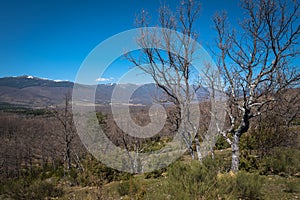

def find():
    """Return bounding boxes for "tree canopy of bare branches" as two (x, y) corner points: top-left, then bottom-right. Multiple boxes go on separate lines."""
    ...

(52, 93), (77, 171)
(213, 0), (300, 171)
(127, 0), (204, 161)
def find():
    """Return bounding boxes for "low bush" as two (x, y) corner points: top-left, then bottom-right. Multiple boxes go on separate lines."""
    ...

(235, 171), (264, 199)
(239, 150), (259, 172)
(217, 171), (264, 199)
(2, 178), (63, 200)
(259, 147), (300, 176)
(144, 168), (167, 179)
(215, 135), (231, 150)
(117, 178), (141, 197)
(284, 178), (300, 193)
(27, 180), (64, 199)
(165, 159), (218, 199)
(78, 156), (132, 186)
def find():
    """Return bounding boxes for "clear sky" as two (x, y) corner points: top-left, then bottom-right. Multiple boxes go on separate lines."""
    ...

(0, 0), (242, 83)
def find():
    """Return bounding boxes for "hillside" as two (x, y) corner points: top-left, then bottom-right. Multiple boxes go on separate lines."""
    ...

(0, 75), (209, 108)
(0, 76), (161, 107)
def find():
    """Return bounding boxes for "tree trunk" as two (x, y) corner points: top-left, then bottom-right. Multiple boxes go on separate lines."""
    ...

(66, 140), (72, 170)
(195, 135), (202, 162)
(187, 146), (195, 160)
(231, 133), (240, 172)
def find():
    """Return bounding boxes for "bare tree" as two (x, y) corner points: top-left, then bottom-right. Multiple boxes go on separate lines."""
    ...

(213, 0), (300, 171)
(53, 93), (76, 171)
(127, 0), (203, 161)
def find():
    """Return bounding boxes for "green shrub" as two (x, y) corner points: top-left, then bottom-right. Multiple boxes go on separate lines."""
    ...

(165, 159), (218, 199)
(117, 178), (140, 196)
(27, 181), (64, 199)
(78, 156), (132, 186)
(239, 150), (259, 172)
(68, 168), (79, 185)
(235, 171), (264, 199)
(216, 171), (264, 199)
(52, 166), (65, 178)
(144, 168), (167, 179)
(215, 135), (231, 150)
(216, 173), (236, 199)
(284, 178), (300, 193)
(259, 147), (300, 175)
(3, 179), (63, 200)
(202, 148), (232, 173)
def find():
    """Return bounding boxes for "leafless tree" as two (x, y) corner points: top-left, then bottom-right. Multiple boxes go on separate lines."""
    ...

(52, 93), (76, 171)
(213, 0), (300, 171)
(127, 0), (204, 161)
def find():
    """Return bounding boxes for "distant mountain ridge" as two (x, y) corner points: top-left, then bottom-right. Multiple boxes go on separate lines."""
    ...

(0, 75), (209, 108)
(0, 75), (74, 89)
(0, 75), (161, 107)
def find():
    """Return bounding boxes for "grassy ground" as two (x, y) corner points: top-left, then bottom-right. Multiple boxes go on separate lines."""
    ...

(55, 149), (300, 200)
(1, 146), (299, 199)
(56, 174), (299, 200)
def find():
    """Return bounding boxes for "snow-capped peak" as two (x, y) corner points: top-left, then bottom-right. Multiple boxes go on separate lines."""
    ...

(54, 79), (69, 82)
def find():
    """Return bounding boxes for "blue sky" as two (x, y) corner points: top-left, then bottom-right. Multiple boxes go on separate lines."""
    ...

(0, 0), (241, 83)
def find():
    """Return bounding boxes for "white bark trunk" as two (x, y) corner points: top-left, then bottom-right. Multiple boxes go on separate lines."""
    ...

(195, 136), (202, 162)
(231, 133), (240, 172)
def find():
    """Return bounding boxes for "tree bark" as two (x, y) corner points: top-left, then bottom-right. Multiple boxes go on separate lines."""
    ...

(231, 133), (240, 172)
(195, 134), (202, 162)
(213, 0), (300, 172)
(66, 139), (72, 170)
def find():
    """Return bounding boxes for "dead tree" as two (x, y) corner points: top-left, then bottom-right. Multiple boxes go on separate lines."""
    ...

(213, 0), (300, 171)
(127, 0), (204, 161)
(53, 93), (76, 171)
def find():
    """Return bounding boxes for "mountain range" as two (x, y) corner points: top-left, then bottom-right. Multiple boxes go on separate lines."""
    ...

(0, 75), (165, 108)
(0, 75), (209, 108)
